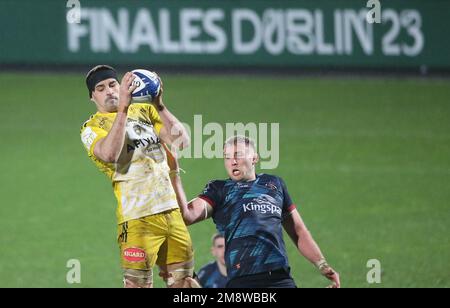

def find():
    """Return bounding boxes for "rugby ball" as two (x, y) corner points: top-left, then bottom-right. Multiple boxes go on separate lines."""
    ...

(131, 69), (161, 102)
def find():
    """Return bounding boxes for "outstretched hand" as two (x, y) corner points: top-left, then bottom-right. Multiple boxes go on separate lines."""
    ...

(118, 72), (137, 111)
(320, 264), (340, 288)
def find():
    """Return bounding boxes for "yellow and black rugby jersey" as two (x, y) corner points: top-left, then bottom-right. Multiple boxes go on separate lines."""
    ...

(80, 103), (178, 224)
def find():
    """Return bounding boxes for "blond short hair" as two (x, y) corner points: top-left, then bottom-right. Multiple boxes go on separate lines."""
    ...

(223, 135), (256, 151)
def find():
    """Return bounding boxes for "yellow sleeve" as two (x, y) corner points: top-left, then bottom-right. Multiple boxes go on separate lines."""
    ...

(148, 104), (163, 136)
(80, 125), (108, 157)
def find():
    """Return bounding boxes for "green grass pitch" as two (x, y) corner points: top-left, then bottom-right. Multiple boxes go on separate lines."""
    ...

(0, 72), (449, 288)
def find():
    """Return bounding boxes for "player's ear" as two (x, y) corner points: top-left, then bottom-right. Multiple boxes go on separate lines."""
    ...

(252, 153), (259, 165)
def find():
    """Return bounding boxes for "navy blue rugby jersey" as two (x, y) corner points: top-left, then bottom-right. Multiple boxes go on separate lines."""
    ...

(197, 261), (228, 288)
(199, 174), (297, 280)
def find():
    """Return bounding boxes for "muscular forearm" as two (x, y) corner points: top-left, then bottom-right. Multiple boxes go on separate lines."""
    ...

(169, 174), (197, 225)
(297, 229), (326, 265)
(285, 210), (340, 287)
(158, 106), (190, 149)
(164, 142), (206, 225)
(299, 229), (340, 287)
(96, 110), (128, 162)
(169, 174), (189, 215)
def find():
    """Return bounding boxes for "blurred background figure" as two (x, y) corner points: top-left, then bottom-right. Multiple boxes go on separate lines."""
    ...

(197, 234), (228, 288)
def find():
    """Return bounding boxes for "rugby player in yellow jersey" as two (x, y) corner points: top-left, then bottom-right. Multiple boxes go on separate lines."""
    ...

(80, 65), (198, 288)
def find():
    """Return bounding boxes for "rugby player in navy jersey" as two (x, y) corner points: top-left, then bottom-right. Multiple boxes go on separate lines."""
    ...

(197, 234), (228, 288)
(165, 136), (340, 288)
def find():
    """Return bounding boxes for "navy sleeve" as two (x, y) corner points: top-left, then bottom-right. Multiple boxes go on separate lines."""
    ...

(280, 177), (296, 213)
(197, 267), (208, 287)
(198, 180), (222, 208)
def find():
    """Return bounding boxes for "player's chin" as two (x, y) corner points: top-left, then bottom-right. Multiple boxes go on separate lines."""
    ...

(106, 98), (118, 106)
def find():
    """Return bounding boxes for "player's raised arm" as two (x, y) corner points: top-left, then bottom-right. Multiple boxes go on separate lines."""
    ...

(94, 72), (138, 163)
(152, 77), (190, 150)
(163, 144), (212, 225)
(283, 209), (341, 288)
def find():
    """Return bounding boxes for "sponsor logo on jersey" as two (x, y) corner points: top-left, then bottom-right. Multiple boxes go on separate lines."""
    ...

(81, 127), (97, 150)
(123, 247), (146, 262)
(242, 202), (281, 215)
(126, 136), (160, 153)
(265, 182), (278, 191)
(127, 117), (154, 129)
